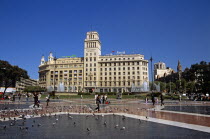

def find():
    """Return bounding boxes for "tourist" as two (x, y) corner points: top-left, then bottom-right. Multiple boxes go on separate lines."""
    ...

(151, 94), (155, 106)
(18, 92), (21, 101)
(12, 93), (16, 101)
(95, 95), (101, 112)
(102, 95), (105, 104)
(26, 93), (29, 102)
(145, 96), (148, 104)
(105, 94), (107, 101)
(95, 94), (98, 100)
(160, 94), (164, 106)
(179, 94), (182, 101)
(33, 93), (39, 108)
(46, 94), (50, 107)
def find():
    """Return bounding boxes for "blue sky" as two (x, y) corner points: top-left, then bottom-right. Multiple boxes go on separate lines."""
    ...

(0, 0), (210, 80)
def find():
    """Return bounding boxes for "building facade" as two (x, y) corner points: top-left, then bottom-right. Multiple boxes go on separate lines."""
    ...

(154, 62), (174, 80)
(16, 78), (38, 92)
(39, 31), (149, 93)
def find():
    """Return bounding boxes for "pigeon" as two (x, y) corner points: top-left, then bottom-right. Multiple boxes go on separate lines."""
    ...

(120, 127), (125, 130)
(122, 116), (126, 120)
(37, 123), (41, 127)
(87, 128), (90, 132)
(104, 121), (107, 126)
(52, 123), (56, 126)
(115, 124), (119, 128)
(10, 122), (14, 126)
(3, 125), (6, 130)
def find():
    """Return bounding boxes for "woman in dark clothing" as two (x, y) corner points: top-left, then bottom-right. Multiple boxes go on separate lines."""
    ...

(160, 94), (164, 106)
(95, 95), (101, 112)
(151, 94), (155, 106)
(33, 93), (39, 108)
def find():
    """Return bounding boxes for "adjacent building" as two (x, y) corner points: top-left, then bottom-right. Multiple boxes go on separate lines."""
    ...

(154, 62), (174, 80)
(39, 31), (149, 93)
(16, 78), (38, 92)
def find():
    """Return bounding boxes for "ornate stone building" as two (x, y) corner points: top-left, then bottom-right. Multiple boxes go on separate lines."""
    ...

(154, 62), (174, 80)
(39, 31), (149, 93)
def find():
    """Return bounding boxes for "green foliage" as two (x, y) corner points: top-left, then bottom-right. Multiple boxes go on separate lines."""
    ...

(24, 86), (45, 92)
(0, 60), (29, 97)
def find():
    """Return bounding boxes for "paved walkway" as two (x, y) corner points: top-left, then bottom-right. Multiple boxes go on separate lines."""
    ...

(1, 98), (210, 133)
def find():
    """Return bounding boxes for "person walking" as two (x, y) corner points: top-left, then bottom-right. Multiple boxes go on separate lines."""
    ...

(18, 93), (21, 101)
(95, 95), (101, 112)
(26, 93), (29, 102)
(179, 94), (182, 102)
(102, 95), (105, 104)
(160, 94), (164, 106)
(33, 93), (39, 108)
(46, 94), (50, 107)
(145, 96), (148, 104)
(151, 94), (155, 106)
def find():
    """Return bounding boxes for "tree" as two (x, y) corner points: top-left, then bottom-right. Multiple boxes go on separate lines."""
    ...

(166, 82), (176, 93)
(186, 81), (195, 94)
(0, 60), (29, 98)
(24, 86), (45, 93)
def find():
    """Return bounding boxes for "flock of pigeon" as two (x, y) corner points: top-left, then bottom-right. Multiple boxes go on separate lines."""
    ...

(0, 101), (150, 137)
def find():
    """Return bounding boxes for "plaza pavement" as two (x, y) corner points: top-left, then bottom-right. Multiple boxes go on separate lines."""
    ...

(0, 97), (210, 133)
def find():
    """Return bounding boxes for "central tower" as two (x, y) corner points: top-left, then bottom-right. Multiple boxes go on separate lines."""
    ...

(84, 31), (101, 92)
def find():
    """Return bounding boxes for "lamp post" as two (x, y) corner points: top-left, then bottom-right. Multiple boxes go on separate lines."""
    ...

(53, 56), (57, 98)
(88, 73), (93, 93)
(150, 57), (154, 92)
(68, 78), (71, 92)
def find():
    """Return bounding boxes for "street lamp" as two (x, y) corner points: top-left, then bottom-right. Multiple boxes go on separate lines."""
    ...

(150, 57), (154, 92)
(53, 56), (57, 98)
(68, 78), (71, 92)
